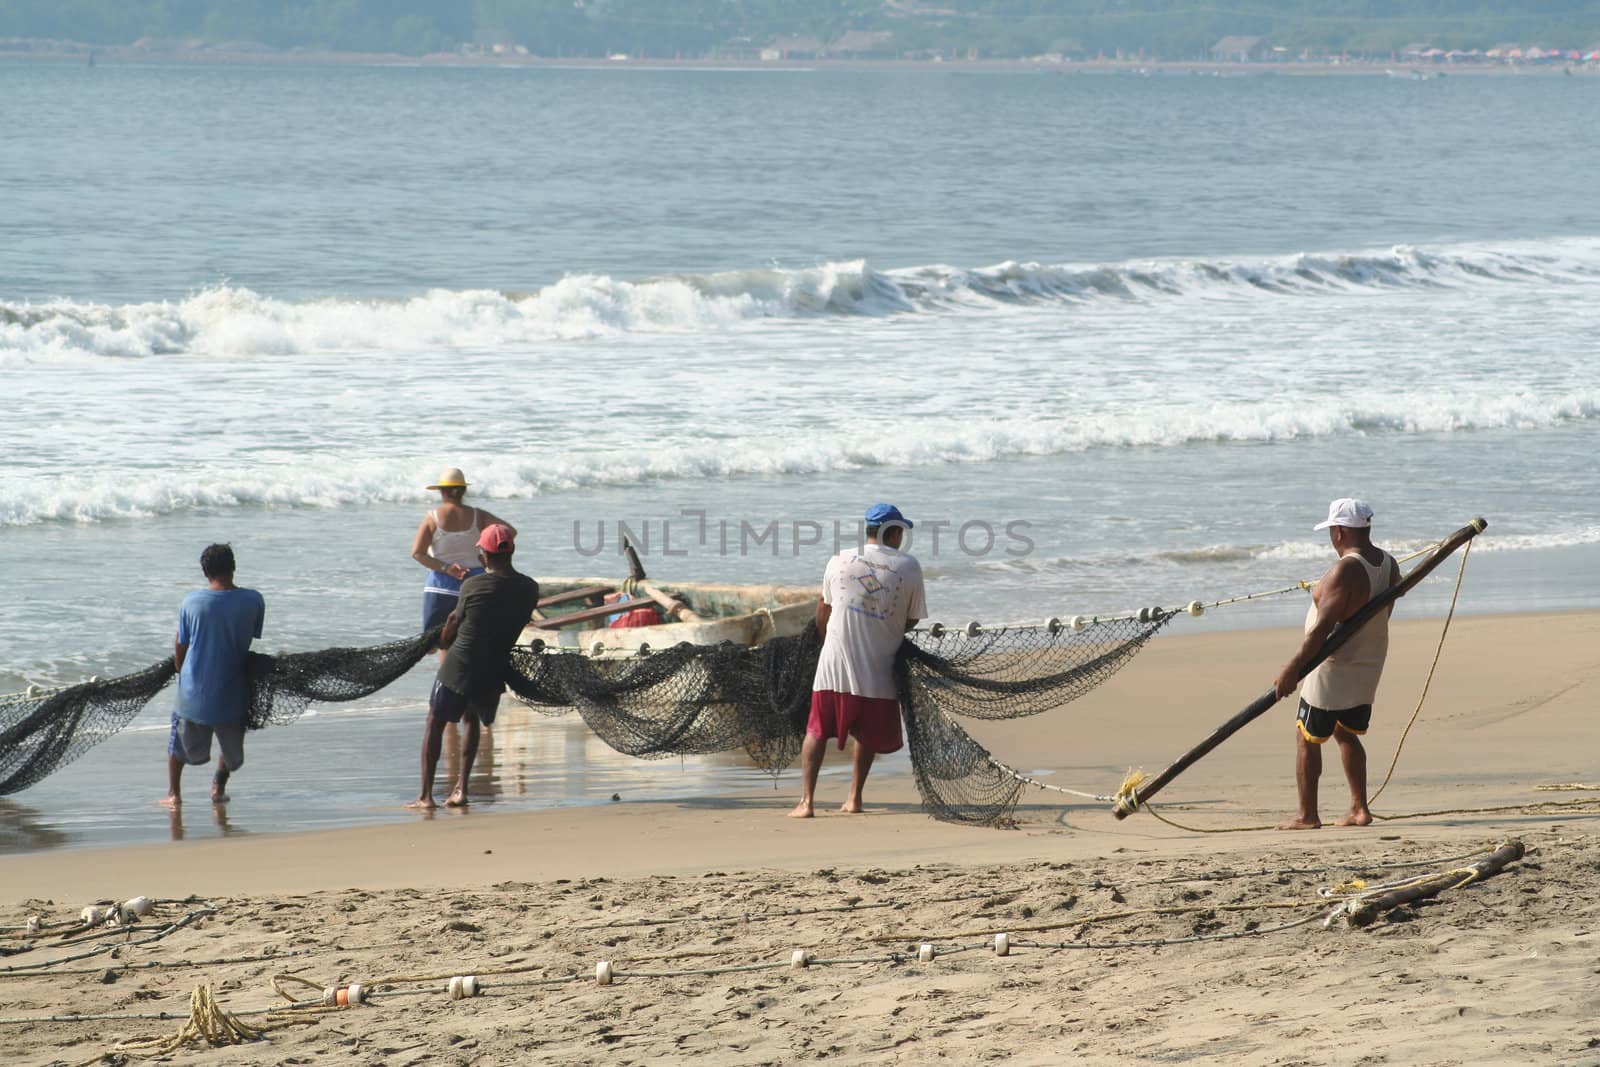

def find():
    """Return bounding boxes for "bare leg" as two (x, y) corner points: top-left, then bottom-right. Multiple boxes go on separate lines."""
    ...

(1331, 727), (1373, 826)
(446, 712), (481, 807)
(211, 759), (231, 804)
(842, 740), (875, 813)
(1277, 733), (1323, 830)
(161, 756), (184, 810)
(788, 734), (826, 818)
(443, 719), (462, 794)
(473, 723), (496, 797)
(407, 713), (449, 810)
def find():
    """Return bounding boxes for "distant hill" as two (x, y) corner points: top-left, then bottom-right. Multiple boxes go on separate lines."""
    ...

(2, 1), (1598, 60)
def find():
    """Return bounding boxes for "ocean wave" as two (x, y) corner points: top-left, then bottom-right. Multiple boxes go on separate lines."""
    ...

(981, 526), (1600, 576)
(4, 390), (1598, 527)
(4, 386), (1598, 528)
(4, 238), (1599, 359)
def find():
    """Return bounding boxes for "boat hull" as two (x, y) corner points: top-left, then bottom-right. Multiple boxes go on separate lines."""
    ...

(520, 577), (816, 657)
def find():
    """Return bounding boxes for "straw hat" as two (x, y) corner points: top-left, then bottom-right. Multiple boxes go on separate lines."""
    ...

(426, 467), (468, 491)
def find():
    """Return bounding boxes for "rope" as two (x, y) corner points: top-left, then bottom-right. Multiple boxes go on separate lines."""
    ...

(921, 541), (1448, 636)
(1316, 866), (1481, 900)
(866, 898), (1323, 944)
(0, 948), (316, 980)
(1369, 538), (1471, 806)
(567, 888), (1002, 932)
(982, 757), (1116, 801)
(1141, 845), (1495, 885)
(1139, 796), (1600, 833)
(1374, 797), (1600, 821)
(66, 983), (331, 1066)
(1012, 911), (1326, 950)
(568, 900), (896, 931)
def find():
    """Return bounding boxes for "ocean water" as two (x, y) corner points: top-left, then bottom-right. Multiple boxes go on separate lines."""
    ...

(2, 61), (1597, 851)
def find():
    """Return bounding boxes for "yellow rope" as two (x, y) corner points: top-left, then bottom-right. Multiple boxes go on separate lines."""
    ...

(1369, 538), (1471, 806)
(80, 983), (325, 1065)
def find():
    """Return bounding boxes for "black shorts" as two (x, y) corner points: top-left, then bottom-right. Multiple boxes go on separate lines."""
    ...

(1296, 699), (1371, 744)
(428, 678), (500, 726)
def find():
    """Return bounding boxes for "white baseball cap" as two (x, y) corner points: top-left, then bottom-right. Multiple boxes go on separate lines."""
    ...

(1314, 498), (1374, 531)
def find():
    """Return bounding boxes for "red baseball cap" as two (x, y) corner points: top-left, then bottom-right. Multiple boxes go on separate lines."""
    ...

(477, 524), (515, 553)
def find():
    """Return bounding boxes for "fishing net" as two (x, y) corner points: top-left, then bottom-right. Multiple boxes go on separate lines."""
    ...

(0, 660), (177, 795)
(243, 629), (441, 729)
(890, 614), (1175, 825)
(1, 612), (1174, 826)
(505, 628), (821, 773)
(0, 631), (440, 797)
(504, 611), (1175, 825)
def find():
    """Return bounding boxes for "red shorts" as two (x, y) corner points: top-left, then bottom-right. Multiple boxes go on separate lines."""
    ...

(807, 690), (903, 755)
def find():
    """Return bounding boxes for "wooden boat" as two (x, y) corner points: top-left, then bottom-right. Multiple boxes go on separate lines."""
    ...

(521, 576), (817, 657)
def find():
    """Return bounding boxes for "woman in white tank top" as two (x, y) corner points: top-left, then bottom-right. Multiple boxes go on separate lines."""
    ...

(410, 468), (517, 655)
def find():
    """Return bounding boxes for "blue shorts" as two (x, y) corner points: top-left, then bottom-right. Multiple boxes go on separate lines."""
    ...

(422, 567), (484, 632)
(429, 678), (500, 726)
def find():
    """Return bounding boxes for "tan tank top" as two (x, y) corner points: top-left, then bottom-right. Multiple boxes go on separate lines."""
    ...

(1301, 549), (1397, 711)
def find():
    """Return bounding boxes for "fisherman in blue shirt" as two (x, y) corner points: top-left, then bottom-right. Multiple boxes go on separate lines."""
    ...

(162, 544), (265, 809)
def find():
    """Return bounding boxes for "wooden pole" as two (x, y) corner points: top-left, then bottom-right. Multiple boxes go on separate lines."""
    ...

(1112, 517), (1486, 819)
(1345, 840), (1523, 927)
(638, 581), (706, 623)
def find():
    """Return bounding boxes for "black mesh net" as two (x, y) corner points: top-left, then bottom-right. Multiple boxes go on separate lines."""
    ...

(1, 611), (1173, 825)
(504, 611), (1174, 825)
(243, 628), (441, 729)
(0, 660), (176, 795)
(505, 627), (821, 772)
(0, 631), (440, 797)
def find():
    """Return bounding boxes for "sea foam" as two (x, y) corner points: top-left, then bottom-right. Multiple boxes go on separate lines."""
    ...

(5, 238), (1599, 361)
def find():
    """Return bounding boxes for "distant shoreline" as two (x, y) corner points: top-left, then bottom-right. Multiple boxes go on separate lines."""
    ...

(3, 46), (1596, 77)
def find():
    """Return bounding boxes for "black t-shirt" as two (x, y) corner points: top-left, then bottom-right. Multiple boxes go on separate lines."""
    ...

(438, 571), (540, 700)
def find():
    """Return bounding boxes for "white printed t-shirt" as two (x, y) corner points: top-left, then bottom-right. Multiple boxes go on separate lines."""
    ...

(812, 543), (928, 701)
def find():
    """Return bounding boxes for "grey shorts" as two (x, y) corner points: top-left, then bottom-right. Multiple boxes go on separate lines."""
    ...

(168, 711), (245, 771)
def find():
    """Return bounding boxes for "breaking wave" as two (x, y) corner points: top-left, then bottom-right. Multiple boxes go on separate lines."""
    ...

(5, 238), (1599, 360)
(982, 526), (1600, 575)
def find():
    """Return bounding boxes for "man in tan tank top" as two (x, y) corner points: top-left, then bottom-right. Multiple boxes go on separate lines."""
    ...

(1271, 499), (1401, 831)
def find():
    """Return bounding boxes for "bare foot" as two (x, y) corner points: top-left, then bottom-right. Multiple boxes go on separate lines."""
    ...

(840, 800), (864, 814)
(406, 797), (437, 811)
(210, 790), (229, 804)
(787, 802), (815, 819)
(444, 788), (469, 809)
(1334, 810), (1373, 827)
(159, 794), (181, 810)
(1276, 816), (1321, 830)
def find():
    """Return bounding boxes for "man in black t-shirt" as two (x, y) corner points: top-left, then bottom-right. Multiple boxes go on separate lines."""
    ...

(408, 524), (539, 810)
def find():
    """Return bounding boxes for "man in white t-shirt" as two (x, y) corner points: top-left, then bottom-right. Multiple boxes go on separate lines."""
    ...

(789, 503), (927, 818)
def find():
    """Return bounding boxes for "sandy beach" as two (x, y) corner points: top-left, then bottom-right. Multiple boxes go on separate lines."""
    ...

(3, 611), (1598, 1064)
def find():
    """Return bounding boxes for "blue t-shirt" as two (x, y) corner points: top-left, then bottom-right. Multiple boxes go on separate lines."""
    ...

(176, 588), (265, 726)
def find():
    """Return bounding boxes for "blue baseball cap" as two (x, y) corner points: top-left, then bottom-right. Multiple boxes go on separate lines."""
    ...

(864, 503), (912, 529)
